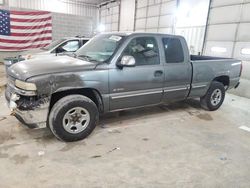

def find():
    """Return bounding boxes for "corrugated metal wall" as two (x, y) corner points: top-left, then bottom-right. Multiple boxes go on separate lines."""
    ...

(175, 26), (205, 54)
(0, 0), (98, 62)
(119, 0), (135, 31)
(99, 1), (120, 32)
(133, 0), (208, 54)
(3, 0), (98, 38)
(203, 0), (250, 59)
(6, 0), (97, 17)
(203, 0), (250, 98)
(98, 0), (208, 55)
(134, 0), (176, 33)
(175, 0), (209, 55)
(52, 12), (93, 40)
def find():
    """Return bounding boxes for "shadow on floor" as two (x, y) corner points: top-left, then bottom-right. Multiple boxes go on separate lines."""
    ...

(8, 99), (203, 142)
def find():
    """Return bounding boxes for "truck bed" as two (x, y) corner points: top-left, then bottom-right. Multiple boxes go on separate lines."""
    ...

(188, 55), (241, 98)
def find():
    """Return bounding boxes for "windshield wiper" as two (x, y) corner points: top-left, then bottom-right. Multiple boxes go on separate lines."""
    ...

(77, 55), (99, 63)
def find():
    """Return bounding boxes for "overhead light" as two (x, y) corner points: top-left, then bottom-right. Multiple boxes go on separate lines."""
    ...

(211, 47), (227, 53)
(241, 48), (250, 55)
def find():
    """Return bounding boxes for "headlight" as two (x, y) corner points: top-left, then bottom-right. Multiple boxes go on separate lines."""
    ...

(15, 80), (37, 91)
(4, 60), (12, 66)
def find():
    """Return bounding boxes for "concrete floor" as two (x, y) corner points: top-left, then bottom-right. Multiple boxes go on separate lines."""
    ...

(0, 64), (6, 93)
(0, 92), (250, 188)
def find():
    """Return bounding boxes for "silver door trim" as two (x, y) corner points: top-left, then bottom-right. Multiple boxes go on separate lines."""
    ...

(163, 87), (187, 93)
(192, 85), (207, 89)
(111, 90), (163, 100)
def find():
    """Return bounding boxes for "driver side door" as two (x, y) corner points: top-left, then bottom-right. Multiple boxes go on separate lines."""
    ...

(109, 36), (164, 111)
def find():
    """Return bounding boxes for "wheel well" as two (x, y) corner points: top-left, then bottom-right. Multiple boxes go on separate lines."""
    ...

(213, 76), (229, 87)
(49, 88), (103, 113)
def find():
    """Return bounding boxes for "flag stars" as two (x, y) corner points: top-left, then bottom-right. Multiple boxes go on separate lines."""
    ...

(0, 9), (10, 36)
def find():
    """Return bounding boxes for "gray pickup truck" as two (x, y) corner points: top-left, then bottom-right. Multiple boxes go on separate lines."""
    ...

(5, 33), (242, 142)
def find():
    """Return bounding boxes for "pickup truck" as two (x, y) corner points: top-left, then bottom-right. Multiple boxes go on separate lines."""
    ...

(5, 33), (242, 142)
(3, 36), (90, 69)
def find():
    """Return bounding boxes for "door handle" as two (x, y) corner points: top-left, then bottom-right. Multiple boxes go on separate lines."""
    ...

(154, 70), (163, 77)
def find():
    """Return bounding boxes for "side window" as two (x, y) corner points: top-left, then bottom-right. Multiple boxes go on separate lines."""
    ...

(162, 38), (184, 63)
(60, 40), (80, 52)
(81, 40), (89, 47)
(123, 37), (160, 66)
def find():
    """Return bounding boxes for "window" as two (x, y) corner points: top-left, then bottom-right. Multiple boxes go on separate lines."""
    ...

(82, 39), (89, 46)
(61, 40), (80, 52)
(162, 38), (184, 63)
(123, 37), (160, 65)
(42, 39), (65, 51)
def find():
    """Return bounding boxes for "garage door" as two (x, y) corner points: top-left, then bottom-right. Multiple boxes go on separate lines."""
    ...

(203, 0), (250, 98)
(203, 0), (250, 60)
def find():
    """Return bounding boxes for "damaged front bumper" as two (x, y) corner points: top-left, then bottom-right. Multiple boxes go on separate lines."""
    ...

(5, 83), (50, 129)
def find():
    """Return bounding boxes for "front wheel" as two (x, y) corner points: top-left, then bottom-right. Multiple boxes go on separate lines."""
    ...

(48, 95), (99, 142)
(200, 81), (225, 111)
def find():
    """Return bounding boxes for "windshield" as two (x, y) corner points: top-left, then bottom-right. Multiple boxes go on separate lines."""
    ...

(76, 34), (125, 63)
(42, 39), (66, 50)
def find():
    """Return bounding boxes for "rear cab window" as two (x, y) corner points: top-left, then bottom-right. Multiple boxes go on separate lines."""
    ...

(162, 37), (184, 63)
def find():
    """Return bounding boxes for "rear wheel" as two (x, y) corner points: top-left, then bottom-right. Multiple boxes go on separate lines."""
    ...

(200, 81), (225, 111)
(48, 95), (99, 142)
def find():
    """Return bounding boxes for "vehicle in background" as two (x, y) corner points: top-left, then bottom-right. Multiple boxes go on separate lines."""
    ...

(5, 33), (242, 142)
(3, 36), (90, 69)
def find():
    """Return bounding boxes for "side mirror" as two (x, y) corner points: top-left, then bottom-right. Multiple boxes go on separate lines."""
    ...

(117, 55), (136, 68)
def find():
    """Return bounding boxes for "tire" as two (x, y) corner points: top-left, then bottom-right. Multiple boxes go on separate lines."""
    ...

(48, 95), (99, 142)
(200, 81), (225, 111)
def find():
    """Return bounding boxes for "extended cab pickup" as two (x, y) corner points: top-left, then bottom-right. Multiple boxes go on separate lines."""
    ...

(5, 33), (242, 142)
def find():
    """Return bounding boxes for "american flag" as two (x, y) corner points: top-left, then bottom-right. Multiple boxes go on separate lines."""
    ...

(0, 9), (52, 51)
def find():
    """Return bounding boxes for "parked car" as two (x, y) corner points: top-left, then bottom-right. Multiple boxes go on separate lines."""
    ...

(5, 33), (242, 142)
(3, 36), (90, 69)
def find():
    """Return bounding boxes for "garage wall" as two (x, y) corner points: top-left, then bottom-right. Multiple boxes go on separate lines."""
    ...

(101, 0), (209, 55)
(6, 0), (97, 17)
(176, 26), (205, 54)
(4, 0), (98, 36)
(203, 0), (250, 98)
(52, 12), (93, 40)
(175, 0), (210, 55)
(119, 0), (135, 31)
(0, 0), (98, 62)
(99, 1), (120, 32)
(134, 0), (176, 33)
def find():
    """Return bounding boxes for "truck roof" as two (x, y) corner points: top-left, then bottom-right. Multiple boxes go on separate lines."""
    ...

(62, 36), (91, 40)
(101, 32), (185, 39)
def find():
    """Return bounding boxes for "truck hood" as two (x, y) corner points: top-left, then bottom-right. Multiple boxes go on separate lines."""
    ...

(20, 49), (50, 60)
(8, 56), (96, 80)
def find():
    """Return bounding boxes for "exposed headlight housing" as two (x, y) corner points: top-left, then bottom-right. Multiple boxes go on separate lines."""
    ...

(4, 59), (12, 66)
(15, 80), (37, 91)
